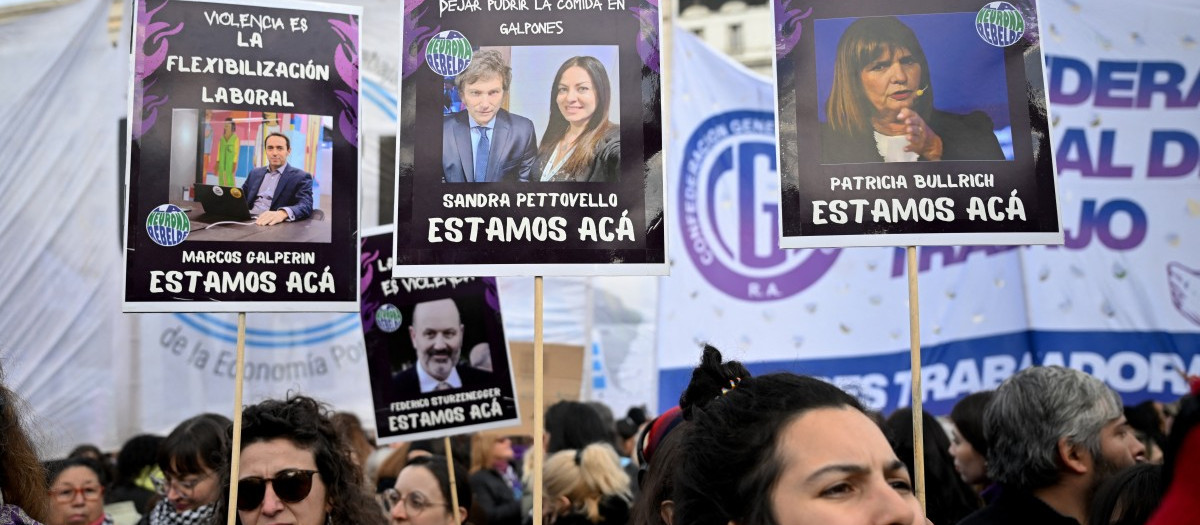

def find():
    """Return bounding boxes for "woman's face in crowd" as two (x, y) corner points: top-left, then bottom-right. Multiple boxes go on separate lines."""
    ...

(237, 438), (330, 525)
(491, 436), (515, 464)
(770, 407), (924, 525)
(556, 66), (597, 127)
(165, 461), (220, 512)
(948, 425), (988, 485)
(391, 465), (457, 525)
(48, 466), (105, 525)
(859, 46), (922, 119)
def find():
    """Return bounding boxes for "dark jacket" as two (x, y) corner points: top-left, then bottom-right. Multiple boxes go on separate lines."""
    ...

(820, 109), (1005, 164)
(391, 364), (493, 397)
(470, 468), (522, 525)
(443, 109), (538, 183)
(551, 495), (630, 525)
(958, 487), (1080, 525)
(538, 126), (620, 182)
(240, 163), (314, 220)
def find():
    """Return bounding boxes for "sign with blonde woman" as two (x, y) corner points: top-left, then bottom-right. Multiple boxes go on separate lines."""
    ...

(391, 0), (666, 276)
(361, 227), (521, 442)
(772, 0), (1062, 248)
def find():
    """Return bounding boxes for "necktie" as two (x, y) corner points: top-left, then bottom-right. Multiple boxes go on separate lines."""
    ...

(474, 126), (490, 182)
(435, 381), (452, 391)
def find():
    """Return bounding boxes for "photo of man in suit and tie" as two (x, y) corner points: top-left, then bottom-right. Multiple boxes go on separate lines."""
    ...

(442, 49), (538, 183)
(242, 132), (314, 225)
(392, 297), (492, 395)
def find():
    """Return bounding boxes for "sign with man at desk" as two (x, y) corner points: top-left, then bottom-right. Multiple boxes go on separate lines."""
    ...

(122, 0), (361, 312)
(185, 110), (332, 243)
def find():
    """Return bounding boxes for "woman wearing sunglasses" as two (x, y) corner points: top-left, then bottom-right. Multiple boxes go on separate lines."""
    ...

(139, 413), (230, 525)
(387, 455), (472, 525)
(45, 457), (112, 525)
(215, 395), (385, 525)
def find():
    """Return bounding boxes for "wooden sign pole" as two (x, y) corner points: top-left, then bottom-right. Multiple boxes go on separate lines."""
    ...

(906, 246), (926, 512)
(445, 436), (462, 524)
(226, 313), (247, 525)
(532, 276), (545, 525)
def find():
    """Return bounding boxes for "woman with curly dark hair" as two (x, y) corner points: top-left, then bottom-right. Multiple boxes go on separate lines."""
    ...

(214, 395), (386, 525)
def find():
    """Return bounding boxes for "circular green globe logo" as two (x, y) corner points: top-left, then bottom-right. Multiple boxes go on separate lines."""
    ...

(976, 2), (1025, 47)
(426, 30), (472, 77)
(146, 204), (190, 247)
(376, 303), (403, 333)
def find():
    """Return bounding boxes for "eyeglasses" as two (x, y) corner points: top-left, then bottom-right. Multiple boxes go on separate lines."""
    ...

(151, 472), (212, 497)
(49, 486), (103, 503)
(383, 488), (447, 517)
(237, 469), (319, 511)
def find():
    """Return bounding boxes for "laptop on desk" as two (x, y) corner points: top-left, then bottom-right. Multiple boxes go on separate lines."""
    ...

(194, 184), (254, 221)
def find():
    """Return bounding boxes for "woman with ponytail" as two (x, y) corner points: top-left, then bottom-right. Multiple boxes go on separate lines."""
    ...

(542, 442), (631, 525)
(674, 345), (928, 525)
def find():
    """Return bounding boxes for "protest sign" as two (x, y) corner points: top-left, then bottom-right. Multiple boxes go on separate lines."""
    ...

(662, 18), (1200, 416)
(123, 0), (361, 311)
(361, 227), (521, 442)
(774, 0), (1062, 248)
(391, 0), (666, 277)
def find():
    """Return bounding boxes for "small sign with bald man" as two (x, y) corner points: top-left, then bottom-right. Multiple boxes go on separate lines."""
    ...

(360, 227), (520, 442)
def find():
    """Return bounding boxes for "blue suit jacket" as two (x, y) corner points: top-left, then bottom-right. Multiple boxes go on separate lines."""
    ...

(443, 109), (537, 183)
(241, 164), (314, 221)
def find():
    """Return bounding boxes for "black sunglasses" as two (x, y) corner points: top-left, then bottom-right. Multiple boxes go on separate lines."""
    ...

(237, 469), (319, 511)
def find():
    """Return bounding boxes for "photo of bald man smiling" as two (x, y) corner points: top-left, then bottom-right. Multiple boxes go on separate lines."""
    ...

(391, 297), (492, 395)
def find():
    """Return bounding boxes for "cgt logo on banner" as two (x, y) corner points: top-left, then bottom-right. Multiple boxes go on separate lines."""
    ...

(679, 109), (840, 301)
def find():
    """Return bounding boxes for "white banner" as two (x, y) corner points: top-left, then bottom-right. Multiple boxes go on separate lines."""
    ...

(133, 312), (375, 434)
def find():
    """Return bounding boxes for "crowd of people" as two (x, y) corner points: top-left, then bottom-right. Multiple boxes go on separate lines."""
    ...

(2, 347), (1198, 525)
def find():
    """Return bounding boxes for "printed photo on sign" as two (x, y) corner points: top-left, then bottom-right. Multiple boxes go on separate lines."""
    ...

(391, 0), (665, 277)
(360, 228), (520, 442)
(168, 109), (334, 243)
(440, 46), (621, 183)
(123, 0), (361, 312)
(813, 15), (1012, 164)
(773, 0), (1062, 248)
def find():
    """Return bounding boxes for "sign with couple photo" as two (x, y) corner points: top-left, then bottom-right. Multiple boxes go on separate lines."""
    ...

(392, 0), (666, 277)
